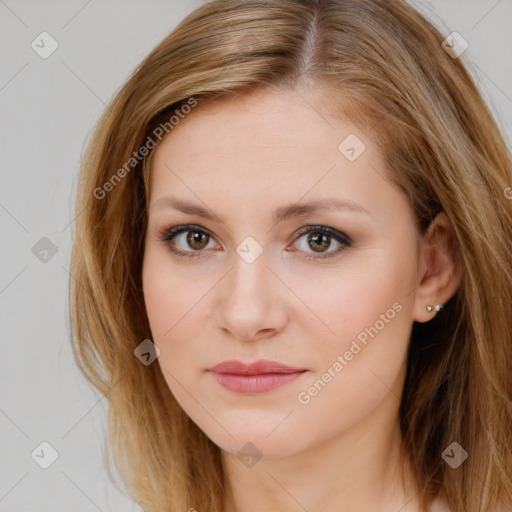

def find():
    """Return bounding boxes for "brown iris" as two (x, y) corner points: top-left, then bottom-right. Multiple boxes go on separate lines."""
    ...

(187, 231), (209, 250)
(308, 232), (330, 253)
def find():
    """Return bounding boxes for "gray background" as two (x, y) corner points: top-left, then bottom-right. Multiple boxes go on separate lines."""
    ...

(0, 1), (511, 510)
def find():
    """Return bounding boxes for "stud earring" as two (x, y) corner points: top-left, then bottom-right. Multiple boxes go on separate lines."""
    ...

(426, 303), (443, 313)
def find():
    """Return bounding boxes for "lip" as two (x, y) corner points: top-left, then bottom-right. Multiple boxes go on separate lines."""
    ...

(207, 359), (307, 394)
(208, 359), (306, 375)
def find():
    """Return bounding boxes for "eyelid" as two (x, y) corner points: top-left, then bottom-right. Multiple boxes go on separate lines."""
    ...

(157, 224), (214, 241)
(293, 225), (352, 246)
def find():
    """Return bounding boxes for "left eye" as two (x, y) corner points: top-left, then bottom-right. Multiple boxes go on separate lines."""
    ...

(291, 226), (352, 260)
(157, 224), (352, 260)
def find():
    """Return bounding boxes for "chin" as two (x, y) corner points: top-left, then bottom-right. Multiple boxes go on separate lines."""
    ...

(204, 424), (306, 461)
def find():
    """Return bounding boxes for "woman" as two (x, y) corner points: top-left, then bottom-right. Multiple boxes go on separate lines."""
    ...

(69, 1), (512, 511)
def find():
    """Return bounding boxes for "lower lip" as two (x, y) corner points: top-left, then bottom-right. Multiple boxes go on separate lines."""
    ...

(209, 371), (306, 394)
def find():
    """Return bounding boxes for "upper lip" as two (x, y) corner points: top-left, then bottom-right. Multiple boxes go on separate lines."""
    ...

(208, 359), (307, 375)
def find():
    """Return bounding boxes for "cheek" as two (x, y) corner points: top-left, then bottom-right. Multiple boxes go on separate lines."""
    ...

(141, 247), (215, 396)
(142, 260), (192, 412)
(299, 245), (416, 361)
(291, 309), (411, 450)
(142, 244), (205, 335)
(294, 249), (416, 411)
(142, 248), (191, 352)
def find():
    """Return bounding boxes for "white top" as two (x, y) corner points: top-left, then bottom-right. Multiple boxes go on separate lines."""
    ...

(431, 496), (450, 512)
(431, 495), (512, 512)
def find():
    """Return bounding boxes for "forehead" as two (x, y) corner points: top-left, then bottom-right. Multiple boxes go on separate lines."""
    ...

(146, 85), (399, 225)
(151, 86), (378, 175)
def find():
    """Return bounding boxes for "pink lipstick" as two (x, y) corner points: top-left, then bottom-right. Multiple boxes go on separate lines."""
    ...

(207, 359), (307, 394)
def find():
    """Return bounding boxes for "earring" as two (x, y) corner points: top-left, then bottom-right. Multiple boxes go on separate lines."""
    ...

(426, 303), (443, 313)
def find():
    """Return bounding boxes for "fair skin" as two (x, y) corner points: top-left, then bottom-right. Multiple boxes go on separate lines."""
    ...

(142, 85), (462, 512)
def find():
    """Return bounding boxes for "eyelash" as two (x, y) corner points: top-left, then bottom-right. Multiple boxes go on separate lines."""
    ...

(156, 223), (353, 261)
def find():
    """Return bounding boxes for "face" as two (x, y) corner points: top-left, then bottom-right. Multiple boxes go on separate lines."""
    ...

(142, 85), (423, 459)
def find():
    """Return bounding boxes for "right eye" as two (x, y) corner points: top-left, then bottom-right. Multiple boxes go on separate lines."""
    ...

(157, 224), (220, 259)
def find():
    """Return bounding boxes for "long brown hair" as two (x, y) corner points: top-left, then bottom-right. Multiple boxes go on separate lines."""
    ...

(69, 1), (512, 510)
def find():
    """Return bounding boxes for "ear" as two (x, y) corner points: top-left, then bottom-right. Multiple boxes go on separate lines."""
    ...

(413, 211), (464, 323)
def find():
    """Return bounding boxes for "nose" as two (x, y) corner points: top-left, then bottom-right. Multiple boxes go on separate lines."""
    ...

(214, 248), (288, 342)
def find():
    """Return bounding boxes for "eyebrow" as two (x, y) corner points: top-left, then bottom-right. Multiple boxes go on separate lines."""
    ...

(149, 196), (371, 224)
